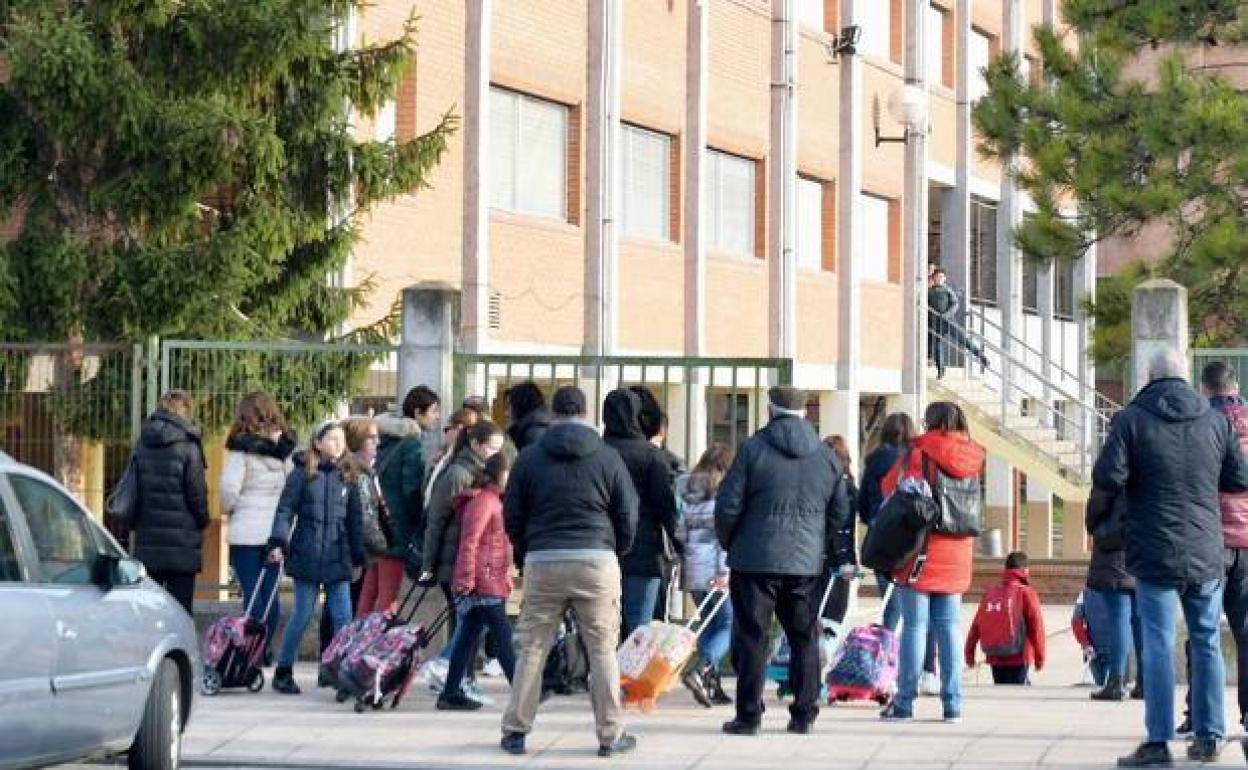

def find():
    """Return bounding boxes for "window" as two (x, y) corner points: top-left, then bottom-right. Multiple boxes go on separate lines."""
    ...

(970, 29), (994, 102)
(0, 498), (20, 582)
(859, 192), (891, 283)
(927, 5), (946, 86)
(375, 100), (397, 142)
(797, 0), (825, 31)
(969, 197), (998, 305)
(705, 149), (756, 257)
(1022, 257), (1040, 314)
(796, 176), (824, 271)
(490, 87), (568, 219)
(11, 476), (99, 585)
(1055, 258), (1077, 320)
(710, 392), (752, 452)
(860, 0), (892, 60)
(620, 125), (672, 241)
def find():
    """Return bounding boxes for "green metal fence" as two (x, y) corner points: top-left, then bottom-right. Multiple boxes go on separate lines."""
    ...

(453, 353), (793, 467)
(1192, 349), (1248, 390)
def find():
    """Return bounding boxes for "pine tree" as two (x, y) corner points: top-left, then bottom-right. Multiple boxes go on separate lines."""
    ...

(973, 0), (1248, 369)
(0, 1), (455, 438)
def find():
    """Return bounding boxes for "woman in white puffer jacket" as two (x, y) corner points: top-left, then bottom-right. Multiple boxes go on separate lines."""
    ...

(220, 392), (297, 660)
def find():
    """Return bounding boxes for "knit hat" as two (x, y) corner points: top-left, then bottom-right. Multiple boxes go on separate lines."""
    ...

(768, 386), (808, 414)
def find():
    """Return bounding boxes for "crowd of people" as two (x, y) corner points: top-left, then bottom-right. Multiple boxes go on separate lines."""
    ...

(122, 345), (1248, 764)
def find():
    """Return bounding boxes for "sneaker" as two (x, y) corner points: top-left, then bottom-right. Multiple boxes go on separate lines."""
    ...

(919, 671), (940, 697)
(272, 666), (301, 696)
(421, 657), (449, 694)
(681, 667), (713, 709)
(721, 719), (761, 736)
(1117, 742), (1173, 768)
(598, 733), (637, 758)
(879, 704), (913, 722)
(482, 658), (505, 678)
(464, 680), (494, 706)
(500, 732), (526, 756)
(707, 669), (733, 705)
(786, 719), (814, 735)
(943, 711), (962, 725)
(437, 691), (484, 711)
(1176, 717), (1193, 736)
(1187, 738), (1222, 763)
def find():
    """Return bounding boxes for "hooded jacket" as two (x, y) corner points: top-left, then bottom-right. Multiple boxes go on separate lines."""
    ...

(219, 431), (297, 547)
(267, 453), (365, 584)
(422, 447), (486, 584)
(883, 430), (986, 595)
(603, 389), (683, 578)
(859, 442), (906, 526)
(133, 410), (209, 574)
(453, 486), (513, 599)
(714, 413), (853, 577)
(1212, 393), (1248, 548)
(504, 419), (639, 562)
(1084, 486), (1134, 593)
(507, 406), (553, 453)
(1092, 378), (1248, 587)
(964, 567), (1046, 668)
(677, 472), (727, 591)
(374, 412), (426, 560)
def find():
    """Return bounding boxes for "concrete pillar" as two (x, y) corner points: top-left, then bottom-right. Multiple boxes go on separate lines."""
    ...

(461, 0), (492, 352)
(684, 0), (709, 357)
(399, 284), (458, 410)
(1025, 477), (1054, 559)
(837, 0), (863, 397)
(984, 454), (1014, 543)
(671, 380), (709, 467)
(768, 0), (798, 359)
(997, 0), (1024, 397)
(946, 0), (971, 302)
(822, 390), (860, 474)
(1131, 279), (1189, 397)
(82, 441), (105, 522)
(585, 0), (622, 356)
(1061, 498), (1090, 558)
(901, 0), (930, 418)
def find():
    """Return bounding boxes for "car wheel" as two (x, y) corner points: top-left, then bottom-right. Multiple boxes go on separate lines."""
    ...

(129, 659), (182, 770)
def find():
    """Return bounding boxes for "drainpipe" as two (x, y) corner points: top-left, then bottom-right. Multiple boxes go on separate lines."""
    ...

(586, 0), (622, 357)
(769, 0), (798, 361)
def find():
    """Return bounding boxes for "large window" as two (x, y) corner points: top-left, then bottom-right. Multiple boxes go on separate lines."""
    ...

(927, 4), (947, 87)
(490, 87), (568, 220)
(860, 0), (892, 60)
(797, 0), (825, 31)
(969, 198), (998, 305)
(705, 149), (756, 257)
(1055, 258), (1077, 320)
(620, 124), (672, 241)
(970, 29), (994, 102)
(859, 192), (891, 283)
(797, 176), (824, 271)
(12, 476), (99, 585)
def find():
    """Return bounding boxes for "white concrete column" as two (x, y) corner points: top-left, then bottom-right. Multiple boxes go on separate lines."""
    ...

(768, 0), (798, 359)
(461, 0), (492, 352)
(1025, 477), (1054, 559)
(836, 0), (863, 396)
(399, 284), (458, 409)
(901, 0), (930, 418)
(947, 0), (972, 307)
(1062, 498), (1090, 558)
(684, 0), (709, 357)
(585, 0), (622, 356)
(1131, 279), (1189, 397)
(821, 391), (860, 475)
(997, 0), (1024, 382)
(1037, 256), (1054, 422)
(985, 455), (1015, 545)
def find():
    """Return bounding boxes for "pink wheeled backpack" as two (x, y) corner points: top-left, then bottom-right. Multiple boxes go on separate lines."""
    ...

(200, 564), (282, 695)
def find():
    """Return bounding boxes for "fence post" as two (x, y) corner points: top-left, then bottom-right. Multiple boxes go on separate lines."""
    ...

(398, 283), (459, 415)
(144, 335), (159, 416)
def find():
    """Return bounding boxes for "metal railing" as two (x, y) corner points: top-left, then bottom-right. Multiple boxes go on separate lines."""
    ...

(453, 353), (793, 468)
(929, 309), (1115, 482)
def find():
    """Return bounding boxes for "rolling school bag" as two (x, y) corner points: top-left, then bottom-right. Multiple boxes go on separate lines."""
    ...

(322, 582), (431, 693)
(618, 590), (729, 711)
(767, 573), (857, 700)
(200, 563), (282, 695)
(825, 581), (899, 705)
(338, 597), (453, 712)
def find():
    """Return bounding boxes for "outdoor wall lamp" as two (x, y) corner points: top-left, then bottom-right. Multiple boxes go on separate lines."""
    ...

(874, 82), (929, 147)
(825, 25), (861, 60)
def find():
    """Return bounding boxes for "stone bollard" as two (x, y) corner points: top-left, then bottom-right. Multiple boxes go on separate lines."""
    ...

(1130, 278), (1188, 397)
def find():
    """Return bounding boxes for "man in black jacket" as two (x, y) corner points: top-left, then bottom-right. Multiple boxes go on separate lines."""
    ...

(1094, 350), (1248, 768)
(132, 390), (209, 614)
(501, 386), (640, 758)
(715, 386), (853, 736)
(604, 388), (682, 637)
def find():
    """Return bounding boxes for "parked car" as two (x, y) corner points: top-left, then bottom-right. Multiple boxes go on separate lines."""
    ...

(0, 452), (199, 770)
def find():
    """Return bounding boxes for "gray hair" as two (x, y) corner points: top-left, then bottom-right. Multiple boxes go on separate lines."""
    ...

(1147, 348), (1188, 383)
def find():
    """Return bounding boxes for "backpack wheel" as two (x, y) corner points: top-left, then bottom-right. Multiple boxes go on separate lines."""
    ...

(335, 689), (351, 703)
(353, 700), (367, 714)
(200, 668), (222, 696)
(246, 670), (265, 693)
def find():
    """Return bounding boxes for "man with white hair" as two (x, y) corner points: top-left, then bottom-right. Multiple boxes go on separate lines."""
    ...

(1094, 348), (1248, 767)
(714, 386), (854, 737)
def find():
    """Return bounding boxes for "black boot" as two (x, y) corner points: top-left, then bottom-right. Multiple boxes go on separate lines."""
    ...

(272, 666), (301, 695)
(681, 663), (713, 708)
(1091, 675), (1128, 702)
(706, 668), (732, 705)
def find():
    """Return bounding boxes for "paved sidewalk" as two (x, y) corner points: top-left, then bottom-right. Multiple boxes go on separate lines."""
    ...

(149, 604), (1246, 770)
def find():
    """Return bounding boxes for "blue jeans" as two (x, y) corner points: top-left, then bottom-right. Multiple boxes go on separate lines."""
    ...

(691, 590), (733, 667)
(894, 589), (962, 716)
(278, 579), (352, 668)
(621, 576), (661, 637)
(230, 545), (281, 652)
(875, 573), (903, 631)
(443, 597), (516, 697)
(1088, 588), (1141, 681)
(1137, 578), (1226, 742)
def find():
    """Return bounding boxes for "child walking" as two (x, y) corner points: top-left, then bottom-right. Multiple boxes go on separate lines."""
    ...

(436, 453), (518, 710)
(267, 420), (365, 695)
(965, 552), (1046, 685)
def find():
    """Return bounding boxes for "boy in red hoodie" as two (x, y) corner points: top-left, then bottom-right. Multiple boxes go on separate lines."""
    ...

(965, 552), (1046, 684)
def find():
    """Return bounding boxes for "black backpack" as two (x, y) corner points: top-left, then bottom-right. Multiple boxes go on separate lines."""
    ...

(861, 455), (938, 575)
(542, 609), (591, 695)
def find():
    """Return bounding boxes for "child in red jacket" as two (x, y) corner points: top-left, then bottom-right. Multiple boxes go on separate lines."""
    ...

(965, 552), (1047, 685)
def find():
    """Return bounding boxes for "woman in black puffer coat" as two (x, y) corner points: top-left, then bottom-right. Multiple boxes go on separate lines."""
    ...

(267, 420), (365, 694)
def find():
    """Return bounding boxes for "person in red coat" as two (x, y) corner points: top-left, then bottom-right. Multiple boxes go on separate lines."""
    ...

(879, 401), (986, 723)
(436, 452), (517, 711)
(965, 552), (1047, 685)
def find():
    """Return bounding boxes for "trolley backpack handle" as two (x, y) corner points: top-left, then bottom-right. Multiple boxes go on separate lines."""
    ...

(245, 561), (284, 625)
(684, 589), (730, 638)
(393, 581), (436, 625)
